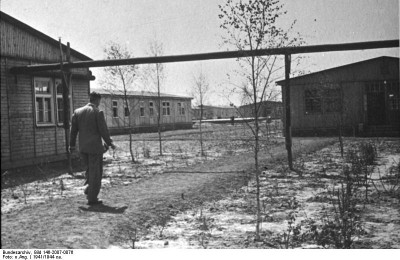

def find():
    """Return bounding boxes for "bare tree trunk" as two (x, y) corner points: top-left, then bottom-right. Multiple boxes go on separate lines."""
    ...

(123, 88), (135, 162)
(146, 40), (164, 156)
(129, 129), (135, 162)
(251, 56), (261, 241)
(339, 85), (344, 158)
(157, 112), (163, 156)
(192, 71), (209, 157)
(339, 125), (344, 158)
(254, 125), (261, 240)
(157, 65), (163, 155)
(199, 105), (205, 156)
(101, 42), (137, 162)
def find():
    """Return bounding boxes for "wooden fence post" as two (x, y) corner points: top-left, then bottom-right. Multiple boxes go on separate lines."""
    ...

(59, 39), (73, 174)
(284, 54), (293, 170)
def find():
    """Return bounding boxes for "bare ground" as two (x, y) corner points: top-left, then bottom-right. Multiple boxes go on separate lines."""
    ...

(1, 128), (334, 248)
(2, 125), (399, 249)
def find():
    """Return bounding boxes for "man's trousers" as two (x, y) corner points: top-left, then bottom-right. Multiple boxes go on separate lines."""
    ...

(80, 152), (103, 203)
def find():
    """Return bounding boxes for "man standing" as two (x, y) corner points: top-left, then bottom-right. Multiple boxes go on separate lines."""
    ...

(70, 91), (116, 205)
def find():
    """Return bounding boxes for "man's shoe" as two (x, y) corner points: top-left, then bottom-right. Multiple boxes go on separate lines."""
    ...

(87, 200), (103, 206)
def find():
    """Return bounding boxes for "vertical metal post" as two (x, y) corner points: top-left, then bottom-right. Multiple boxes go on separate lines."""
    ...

(284, 54), (293, 170)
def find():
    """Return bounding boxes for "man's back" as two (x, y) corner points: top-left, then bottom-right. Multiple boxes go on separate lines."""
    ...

(70, 103), (112, 154)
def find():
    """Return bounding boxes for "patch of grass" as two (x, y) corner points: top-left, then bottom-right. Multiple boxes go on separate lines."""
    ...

(306, 193), (331, 203)
(304, 165), (364, 249)
(373, 159), (400, 200)
(111, 216), (152, 249)
(271, 211), (304, 249)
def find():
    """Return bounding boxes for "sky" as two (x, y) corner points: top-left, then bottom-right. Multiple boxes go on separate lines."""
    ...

(1, 0), (399, 106)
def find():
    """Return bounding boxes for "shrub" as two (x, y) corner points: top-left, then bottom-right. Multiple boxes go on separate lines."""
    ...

(374, 160), (400, 199)
(359, 142), (377, 165)
(111, 216), (151, 249)
(142, 147), (151, 158)
(346, 142), (377, 166)
(313, 166), (363, 248)
(346, 143), (376, 201)
(277, 212), (303, 249)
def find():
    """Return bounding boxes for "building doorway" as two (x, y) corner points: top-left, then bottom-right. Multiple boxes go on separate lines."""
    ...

(386, 81), (400, 126)
(367, 91), (386, 125)
(366, 81), (400, 126)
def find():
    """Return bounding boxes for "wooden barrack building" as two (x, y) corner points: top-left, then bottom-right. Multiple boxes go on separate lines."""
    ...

(1, 12), (94, 170)
(277, 56), (400, 137)
(95, 89), (193, 135)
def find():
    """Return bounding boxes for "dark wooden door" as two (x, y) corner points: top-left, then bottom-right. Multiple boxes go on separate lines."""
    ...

(387, 82), (400, 126)
(367, 92), (386, 125)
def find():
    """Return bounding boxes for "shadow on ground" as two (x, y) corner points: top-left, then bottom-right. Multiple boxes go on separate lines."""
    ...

(78, 205), (128, 214)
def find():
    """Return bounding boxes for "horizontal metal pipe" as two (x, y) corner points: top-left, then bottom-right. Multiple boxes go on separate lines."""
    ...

(125, 137), (281, 141)
(9, 39), (399, 73)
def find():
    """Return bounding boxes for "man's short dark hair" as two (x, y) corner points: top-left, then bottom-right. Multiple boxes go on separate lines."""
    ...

(89, 91), (102, 103)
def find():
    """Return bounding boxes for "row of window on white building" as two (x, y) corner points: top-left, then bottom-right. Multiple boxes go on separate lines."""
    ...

(111, 100), (186, 118)
(33, 77), (186, 126)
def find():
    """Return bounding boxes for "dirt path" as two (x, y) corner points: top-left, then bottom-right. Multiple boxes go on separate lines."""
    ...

(1, 138), (335, 248)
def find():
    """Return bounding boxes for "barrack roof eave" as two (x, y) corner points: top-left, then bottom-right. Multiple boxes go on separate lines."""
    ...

(275, 56), (399, 85)
(94, 89), (193, 100)
(1, 11), (93, 61)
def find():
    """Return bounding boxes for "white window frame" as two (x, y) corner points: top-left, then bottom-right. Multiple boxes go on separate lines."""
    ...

(162, 101), (170, 116)
(149, 101), (154, 117)
(178, 102), (185, 115)
(177, 102), (182, 115)
(34, 77), (54, 126)
(139, 101), (145, 117)
(112, 100), (118, 118)
(304, 88), (322, 115)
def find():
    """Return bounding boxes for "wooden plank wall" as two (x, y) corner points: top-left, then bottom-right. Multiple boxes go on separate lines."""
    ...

(3, 59), (35, 162)
(0, 18), (92, 169)
(1, 57), (90, 169)
(289, 83), (364, 129)
(1, 58), (11, 163)
(286, 58), (399, 133)
(0, 20), (82, 63)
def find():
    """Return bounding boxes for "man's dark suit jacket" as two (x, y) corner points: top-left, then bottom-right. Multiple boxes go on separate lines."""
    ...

(70, 103), (113, 154)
